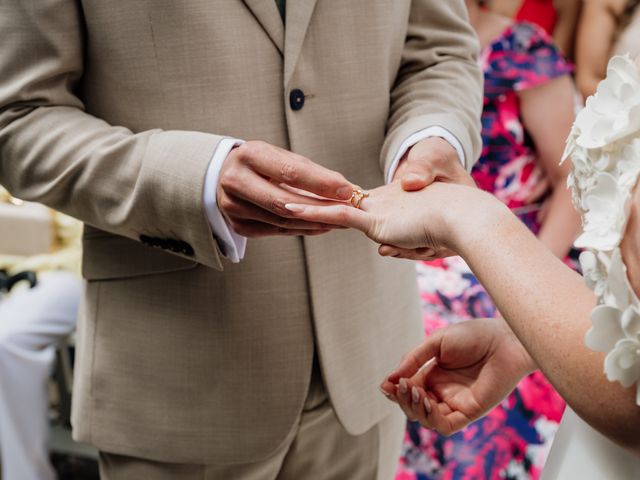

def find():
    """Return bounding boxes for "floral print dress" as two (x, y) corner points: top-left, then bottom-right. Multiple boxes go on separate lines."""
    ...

(396, 23), (574, 480)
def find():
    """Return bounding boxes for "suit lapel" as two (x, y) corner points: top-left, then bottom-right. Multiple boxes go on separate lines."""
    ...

(242, 0), (284, 55)
(284, 0), (318, 87)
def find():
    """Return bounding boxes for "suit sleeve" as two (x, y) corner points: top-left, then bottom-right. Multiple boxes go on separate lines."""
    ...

(381, 0), (484, 175)
(0, 0), (227, 271)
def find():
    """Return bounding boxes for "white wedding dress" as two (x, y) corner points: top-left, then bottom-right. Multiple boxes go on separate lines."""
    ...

(541, 54), (640, 479)
(543, 407), (639, 479)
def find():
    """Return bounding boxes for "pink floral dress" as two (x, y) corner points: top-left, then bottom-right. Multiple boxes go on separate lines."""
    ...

(396, 23), (575, 480)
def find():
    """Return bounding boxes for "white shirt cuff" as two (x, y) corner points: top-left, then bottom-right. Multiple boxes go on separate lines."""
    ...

(386, 126), (466, 184)
(203, 138), (247, 263)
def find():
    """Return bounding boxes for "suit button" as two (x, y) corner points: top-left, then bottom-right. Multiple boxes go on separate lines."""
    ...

(140, 235), (152, 246)
(179, 242), (195, 257)
(289, 89), (305, 111)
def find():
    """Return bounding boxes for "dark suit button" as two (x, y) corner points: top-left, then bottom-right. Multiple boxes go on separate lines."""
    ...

(289, 89), (305, 111)
(140, 234), (152, 246)
(179, 242), (194, 257)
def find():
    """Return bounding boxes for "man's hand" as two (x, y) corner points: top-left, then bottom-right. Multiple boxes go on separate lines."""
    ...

(379, 318), (536, 436)
(393, 137), (474, 191)
(217, 141), (354, 238)
(384, 137), (476, 260)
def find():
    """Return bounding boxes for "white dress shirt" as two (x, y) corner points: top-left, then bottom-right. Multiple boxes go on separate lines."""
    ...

(204, 129), (465, 262)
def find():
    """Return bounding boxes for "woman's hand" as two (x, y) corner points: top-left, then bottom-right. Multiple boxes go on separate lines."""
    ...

(285, 181), (505, 260)
(380, 318), (536, 436)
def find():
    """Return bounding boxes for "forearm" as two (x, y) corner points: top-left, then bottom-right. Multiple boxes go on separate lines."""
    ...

(0, 107), (226, 269)
(0, 1), (227, 269)
(454, 200), (640, 451)
(576, 73), (605, 100)
(537, 184), (581, 259)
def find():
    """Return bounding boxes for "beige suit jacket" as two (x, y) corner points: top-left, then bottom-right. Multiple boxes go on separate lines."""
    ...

(0, 0), (482, 465)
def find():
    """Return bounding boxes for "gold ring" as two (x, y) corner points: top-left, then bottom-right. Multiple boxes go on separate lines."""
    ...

(350, 188), (369, 209)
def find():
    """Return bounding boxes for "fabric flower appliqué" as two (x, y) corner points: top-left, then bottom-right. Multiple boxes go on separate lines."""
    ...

(572, 55), (640, 150)
(566, 55), (640, 405)
(574, 173), (630, 251)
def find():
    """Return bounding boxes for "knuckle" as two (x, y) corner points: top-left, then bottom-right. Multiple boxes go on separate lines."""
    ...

(236, 141), (256, 159)
(247, 140), (269, 159)
(219, 170), (239, 192)
(218, 195), (234, 214)
(270, 197), (288, 215)
(279, 161), (299, 182)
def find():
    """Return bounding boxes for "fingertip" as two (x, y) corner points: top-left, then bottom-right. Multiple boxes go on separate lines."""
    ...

(379, 385), (397, 403)
(285, 203), (305, 213)
(423, 396), (432, 415)
(398, 377), (409, 395)
(378, 245), (398, 257)
(387, 371), (401, 384)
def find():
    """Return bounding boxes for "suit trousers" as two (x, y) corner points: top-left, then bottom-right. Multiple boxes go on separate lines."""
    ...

(99, 357), (405, 480)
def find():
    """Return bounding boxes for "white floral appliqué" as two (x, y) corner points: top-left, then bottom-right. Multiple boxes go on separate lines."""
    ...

(566, 54), (640, 405)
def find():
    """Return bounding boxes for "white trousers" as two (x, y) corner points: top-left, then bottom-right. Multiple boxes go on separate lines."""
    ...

(0, 271), (81, 480)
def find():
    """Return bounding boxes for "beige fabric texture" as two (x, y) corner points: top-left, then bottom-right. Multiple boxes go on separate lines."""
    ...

(0, 0), (482, 465)
(99, 361), (406, 480)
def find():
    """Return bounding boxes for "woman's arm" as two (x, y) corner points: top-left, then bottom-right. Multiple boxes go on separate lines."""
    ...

(285, 182), (640, 453)
(553, 0), (582, 58)
(456, 193), (640, 453)
(575, 0), (623, 99)
(519, 75), (581, 259)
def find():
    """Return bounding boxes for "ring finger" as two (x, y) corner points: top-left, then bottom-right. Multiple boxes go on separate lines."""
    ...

(225, 193), (341, 230)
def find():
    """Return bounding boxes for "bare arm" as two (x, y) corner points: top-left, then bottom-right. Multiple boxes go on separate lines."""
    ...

(553, 0), (582, 59)
(575, 0), (623, 99)
(519, 75), (581, 259)
(457, 194), (640, 454)
(285, 182), (640, 452)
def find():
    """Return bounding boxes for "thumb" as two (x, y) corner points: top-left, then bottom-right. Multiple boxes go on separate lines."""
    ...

(387, 330), (443, 384)
(401, 171), (434, 192)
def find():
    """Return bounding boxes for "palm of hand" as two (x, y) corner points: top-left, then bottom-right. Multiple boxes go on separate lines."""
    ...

(388, 319), (534, 435)
(423, 340), (525, 427)
(361, 182), (449, 252)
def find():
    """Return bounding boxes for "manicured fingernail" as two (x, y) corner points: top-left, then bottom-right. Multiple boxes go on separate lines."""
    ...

(399, 378), (408, 395)
(337, 186), (353, 199)
(411, 386), (420, 404)
(424, 397), (432, 414)
(285, 203), (305, 213)
(379, 387), (395, 401)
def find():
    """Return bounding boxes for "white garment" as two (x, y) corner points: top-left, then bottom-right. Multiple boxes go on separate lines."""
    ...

(549, 53), (640, 479)
(542, 408), (640, 479)
(0, 271), (81, 480)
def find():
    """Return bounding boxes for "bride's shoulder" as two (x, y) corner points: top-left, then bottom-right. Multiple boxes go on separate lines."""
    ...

(564, 54), (640, 407)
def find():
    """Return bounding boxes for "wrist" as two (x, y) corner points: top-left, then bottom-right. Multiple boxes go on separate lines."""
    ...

(444, 187), (513, 256)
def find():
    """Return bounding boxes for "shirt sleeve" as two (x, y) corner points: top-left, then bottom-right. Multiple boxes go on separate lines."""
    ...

(203, 138), (247, 263)
(385, 126), (467, 183)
